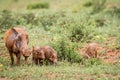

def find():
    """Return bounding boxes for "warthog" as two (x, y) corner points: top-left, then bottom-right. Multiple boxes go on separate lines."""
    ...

(85, 43), (98, 58)
(4, 27), (31, 65)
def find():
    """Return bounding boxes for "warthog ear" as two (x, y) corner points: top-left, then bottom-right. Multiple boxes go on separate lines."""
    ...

(11, 28), (19, 35)
(11, 28), (21, 49)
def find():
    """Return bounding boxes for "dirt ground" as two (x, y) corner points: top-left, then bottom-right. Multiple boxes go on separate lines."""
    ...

(101, 48), (120, 63)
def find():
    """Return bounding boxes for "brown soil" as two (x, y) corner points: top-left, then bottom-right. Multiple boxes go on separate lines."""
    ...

(101, 49), (120, 63)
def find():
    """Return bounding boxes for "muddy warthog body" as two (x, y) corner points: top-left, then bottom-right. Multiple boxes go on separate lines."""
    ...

(32, 46), (57, 65)
(4, 27), (31, 65)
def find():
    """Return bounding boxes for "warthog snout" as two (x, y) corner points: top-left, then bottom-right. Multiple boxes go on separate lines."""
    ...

(22, 49), (31, 60)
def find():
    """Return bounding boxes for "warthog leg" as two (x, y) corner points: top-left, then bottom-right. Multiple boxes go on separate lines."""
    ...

(15, 53), (21, 65)
(9, 51), (14, 65)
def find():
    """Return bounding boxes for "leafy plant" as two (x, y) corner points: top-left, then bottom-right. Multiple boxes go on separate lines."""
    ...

(91, 0), (106, 14)
(27, 2), (49, 9)
(95, 18), (106, 27)
(0, 10), (17, 32)
(40, 13), (60, 31)
(22, 13), (40, 25)
(83, 1), (93, 7)
(50, 38), (83, 63)
(69, 24), (84, 42)
(106, 5), (120, 18)
(69, 22), (96, 42)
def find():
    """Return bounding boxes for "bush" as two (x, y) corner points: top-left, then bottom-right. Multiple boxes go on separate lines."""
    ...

(27, 2), (49, 9)
(39, 12), (65, 31)
(22, 13), (40, 25)
(107, 7), (120, 18)
(69, 24), (84, 42)
(13, 0), (19, 2)
(0, 10), (39, 32)
(69, 22), (96, 42)
(83, 1), (93, 7)
(91, 0), (106, 14)
(112, 7), (120, 18)
(95, 18), (106, 27)
(22, 13), (35, 24)
(0, 10), (42, 32)
(50, 38), (83, 63)
(0, 10), (17, 32)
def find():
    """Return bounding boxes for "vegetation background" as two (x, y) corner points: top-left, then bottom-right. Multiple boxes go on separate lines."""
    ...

(0, 0), (120, 80)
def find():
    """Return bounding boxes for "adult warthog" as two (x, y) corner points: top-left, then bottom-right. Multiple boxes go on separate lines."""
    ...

(4, 27), (31, 65)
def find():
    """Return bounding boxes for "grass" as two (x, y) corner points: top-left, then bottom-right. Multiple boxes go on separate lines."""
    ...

(0, 61), (120, 80)
(0, 0), (120, 80)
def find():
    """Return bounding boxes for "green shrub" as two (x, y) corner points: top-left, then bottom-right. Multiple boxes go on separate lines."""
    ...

(0, 10), (39, 32)
(91, 0), (106, 14)
(13, 0), (19, 2)
(27, 2), (49, 9)
(0, 10), (17, 32)
(112, 7), (120, 18)
(22, 13), (35, 24)
(69, 22), (96, 42)
(22, 13), (40, 25)
(58, 17), (75, 28)
(107, 7), (120, 18)
(95, 18), (106, 27)
(0, 10), (42, 32)
(50, 38), (83, 63)
(40, 13), (62, 31)
(69, 24), (84, 42)
(83, 1), (93, 7)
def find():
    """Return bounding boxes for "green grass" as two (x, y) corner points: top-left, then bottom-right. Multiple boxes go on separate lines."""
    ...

(0, 0), (120, 80)
(0, 61), (120, 80)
